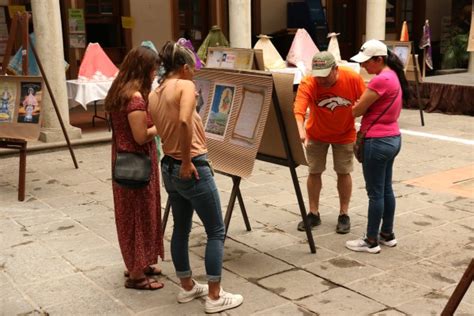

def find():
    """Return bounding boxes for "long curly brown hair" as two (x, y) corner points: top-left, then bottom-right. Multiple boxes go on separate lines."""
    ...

(105, 46), (159, 112)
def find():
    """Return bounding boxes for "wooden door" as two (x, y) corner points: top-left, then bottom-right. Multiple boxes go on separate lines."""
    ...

(175, 0), (209, 49)
(83, 0), (125, 64)
(328, 0), (358, 60)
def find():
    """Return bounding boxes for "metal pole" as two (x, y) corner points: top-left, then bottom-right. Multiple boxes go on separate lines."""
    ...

(29, 40), (79, 168)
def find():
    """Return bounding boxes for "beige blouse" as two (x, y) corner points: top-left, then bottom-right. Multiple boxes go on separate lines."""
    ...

(150, 79), (207, 160)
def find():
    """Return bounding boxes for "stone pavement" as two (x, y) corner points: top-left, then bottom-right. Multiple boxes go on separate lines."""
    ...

(1, 109), (473, 315)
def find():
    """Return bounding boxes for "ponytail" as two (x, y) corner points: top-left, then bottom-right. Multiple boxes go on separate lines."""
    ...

(158, 41), (196, 84)
(384, 50), (411, 102)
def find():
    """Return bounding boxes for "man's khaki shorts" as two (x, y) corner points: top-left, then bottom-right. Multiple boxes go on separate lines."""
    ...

(305, 140), (354, 174)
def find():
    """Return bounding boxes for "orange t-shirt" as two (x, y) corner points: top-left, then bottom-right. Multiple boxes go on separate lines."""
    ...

(293, 67), (366, 144)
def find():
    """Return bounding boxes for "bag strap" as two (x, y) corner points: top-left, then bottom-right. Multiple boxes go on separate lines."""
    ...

(109, 109), (151, 156)
(109, 114), (118, 150)
(362, 87), (400, 134)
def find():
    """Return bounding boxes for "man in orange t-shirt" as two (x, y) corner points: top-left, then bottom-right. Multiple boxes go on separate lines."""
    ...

(294, 51), (365, 234)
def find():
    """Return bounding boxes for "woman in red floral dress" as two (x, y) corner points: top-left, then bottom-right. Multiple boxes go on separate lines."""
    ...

(105, 46), (164, 290)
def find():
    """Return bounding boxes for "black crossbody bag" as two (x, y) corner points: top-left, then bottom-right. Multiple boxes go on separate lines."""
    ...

(111, 116), (151, 189)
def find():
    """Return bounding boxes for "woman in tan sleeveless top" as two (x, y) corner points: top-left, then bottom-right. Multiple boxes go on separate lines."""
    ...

(148, 41), (243, 314)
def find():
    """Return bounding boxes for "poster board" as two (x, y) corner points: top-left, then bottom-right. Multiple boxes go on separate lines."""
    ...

(206, 47), (255, 70)
(0, 75), (43, 140)
(258, 72), (307, 166)
(195, 68), (273, 178)
(384, 41), (412, 71)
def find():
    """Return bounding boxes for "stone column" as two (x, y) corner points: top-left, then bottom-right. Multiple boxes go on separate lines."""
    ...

(31, 0), (81, 142)
(366, 0), (387, 41)
(228, 0), (251, 48)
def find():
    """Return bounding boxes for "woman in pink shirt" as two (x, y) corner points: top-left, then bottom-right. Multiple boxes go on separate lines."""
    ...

(346, 39), (410, 253)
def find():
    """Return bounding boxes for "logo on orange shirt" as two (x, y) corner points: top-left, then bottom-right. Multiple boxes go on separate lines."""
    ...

(317, 96), (351, 111)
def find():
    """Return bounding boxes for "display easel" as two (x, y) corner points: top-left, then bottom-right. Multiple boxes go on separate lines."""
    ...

(383, 40), (425, 126)
(161, 169), (252, 237)
(409, 41), (425, 126)
(257, 72), (316, 253)
(0, 12), (78, 201)
(161, 68), (316, 254)
(442, 259), (473, 315)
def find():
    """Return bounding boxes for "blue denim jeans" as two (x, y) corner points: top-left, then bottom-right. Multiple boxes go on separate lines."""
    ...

(161, 154), (225, 282)
(362, 136), (401, 239)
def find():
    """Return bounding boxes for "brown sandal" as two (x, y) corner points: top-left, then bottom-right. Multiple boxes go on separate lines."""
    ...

(124, 266), (162, 278)
(124, 277), (164, 291)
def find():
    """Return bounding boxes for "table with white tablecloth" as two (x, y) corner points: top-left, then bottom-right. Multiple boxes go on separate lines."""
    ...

(66, 79), (113, 128)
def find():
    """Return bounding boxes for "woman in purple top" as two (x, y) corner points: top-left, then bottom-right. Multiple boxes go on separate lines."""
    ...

(346, 39), (410, 253)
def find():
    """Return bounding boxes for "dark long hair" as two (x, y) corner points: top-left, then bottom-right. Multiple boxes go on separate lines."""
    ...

(158, 41), (195, 84)
(105, 46), (158, 112)
(383, 50), (411, 102)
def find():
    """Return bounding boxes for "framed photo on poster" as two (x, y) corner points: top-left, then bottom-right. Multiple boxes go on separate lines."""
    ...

(206, 47), (255, 70)
(194, 78), (212, 119)
(384, 41), (412, 71)
(205, 83), (236, 140)
(0, 75), (43, 140)
(230, 86), (265, 147)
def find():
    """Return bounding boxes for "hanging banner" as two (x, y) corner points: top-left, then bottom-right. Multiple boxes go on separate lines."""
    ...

(68, 9), (85, 34)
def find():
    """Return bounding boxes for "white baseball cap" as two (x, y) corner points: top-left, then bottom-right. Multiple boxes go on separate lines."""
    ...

(350, 39), (387, 63)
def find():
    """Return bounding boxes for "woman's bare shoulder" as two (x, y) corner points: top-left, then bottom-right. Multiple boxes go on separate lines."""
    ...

(176, 79), (195, 90)
(132, 91), (143, 99)
(148, 89), (158, 105)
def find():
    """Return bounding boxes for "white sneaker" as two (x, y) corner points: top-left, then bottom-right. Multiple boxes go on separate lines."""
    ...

(177, 280), (209, 303)
(379, 233), (398, 247)
(346, 237), (381, 254)
(205, 289), (244, 314)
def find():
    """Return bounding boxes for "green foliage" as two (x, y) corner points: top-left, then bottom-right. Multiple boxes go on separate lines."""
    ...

(441, 28), (469, 69)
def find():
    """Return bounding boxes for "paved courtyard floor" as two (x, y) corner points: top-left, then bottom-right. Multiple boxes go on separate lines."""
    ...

(0, 109), (473, 315)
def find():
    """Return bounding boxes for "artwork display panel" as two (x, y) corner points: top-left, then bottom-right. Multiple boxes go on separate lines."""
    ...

(206, 47), (254, 70)
(258, 72), (307, 166)
(194, 69), (273, 178)
(0, 75), (43, 140)
(384, 41), (412, 71)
